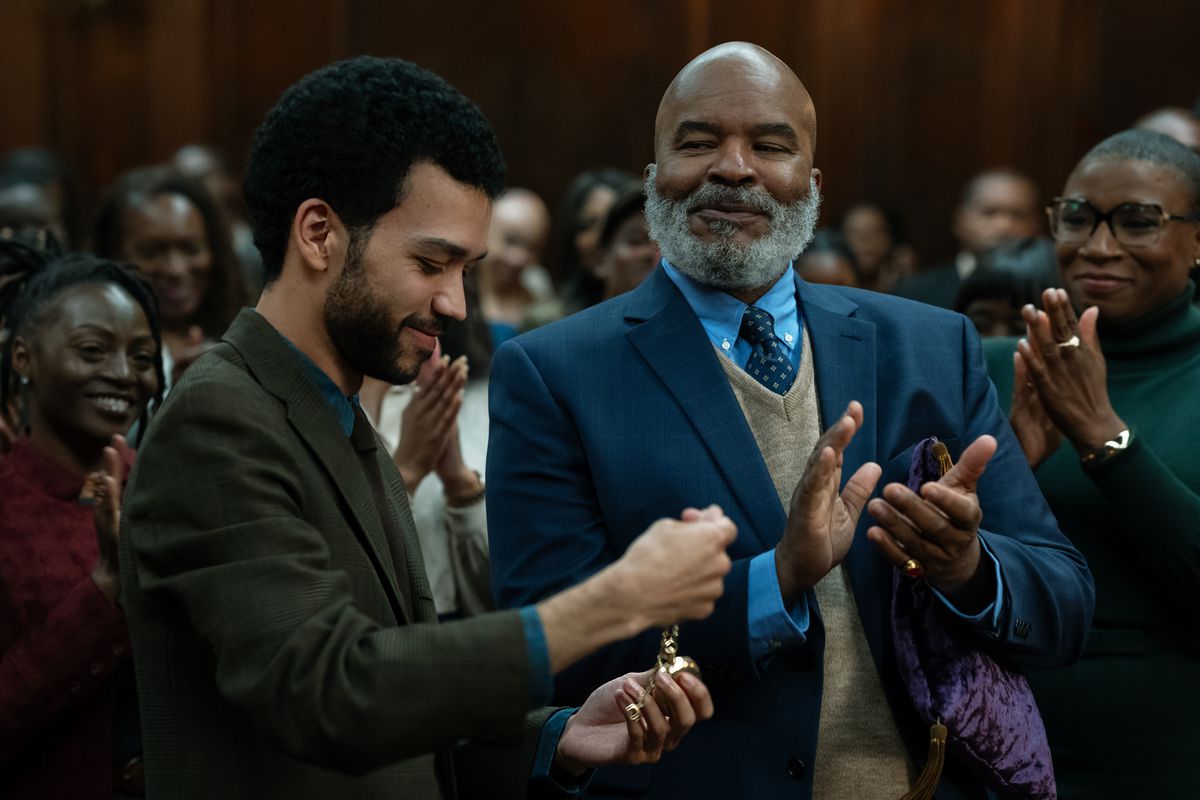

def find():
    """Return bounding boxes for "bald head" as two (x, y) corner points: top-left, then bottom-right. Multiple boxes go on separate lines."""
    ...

(1134, 107), (1200, 153)
(645, 43), (824, 296)
(494, 188), (550, 240)
(483, 187), (551, 280)
(654, 42), (816, 161)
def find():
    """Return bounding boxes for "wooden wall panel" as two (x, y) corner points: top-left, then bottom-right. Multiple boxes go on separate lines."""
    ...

(0, 0), (1197, 262)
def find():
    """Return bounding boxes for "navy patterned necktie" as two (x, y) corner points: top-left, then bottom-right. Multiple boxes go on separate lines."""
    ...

(739, 305), (796, 395)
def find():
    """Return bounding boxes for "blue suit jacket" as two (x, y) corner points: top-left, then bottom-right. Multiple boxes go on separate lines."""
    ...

(488, 268), (1094, 799)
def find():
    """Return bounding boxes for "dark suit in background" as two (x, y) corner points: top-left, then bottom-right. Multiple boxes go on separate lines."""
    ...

(890, 261), (962, 309)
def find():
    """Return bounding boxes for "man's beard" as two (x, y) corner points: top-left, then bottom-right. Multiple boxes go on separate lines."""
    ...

(643, 165), (822, 290)
(323, 241), (446, 386)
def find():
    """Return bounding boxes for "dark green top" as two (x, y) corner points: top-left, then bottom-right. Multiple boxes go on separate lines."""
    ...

(983, 286), (1200, 798)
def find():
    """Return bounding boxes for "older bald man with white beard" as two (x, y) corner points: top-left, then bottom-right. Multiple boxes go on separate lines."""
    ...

(487, 42), (1093, 799)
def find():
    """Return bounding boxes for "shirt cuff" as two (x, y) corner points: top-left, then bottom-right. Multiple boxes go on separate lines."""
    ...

(520, 606), (553, 706)
(930, 534), (1003, 631)
(748, 549), (810, 660)
(529, 708), (593, 795)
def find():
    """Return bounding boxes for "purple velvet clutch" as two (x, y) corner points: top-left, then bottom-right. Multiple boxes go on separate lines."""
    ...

(890, 436), (1057, 799)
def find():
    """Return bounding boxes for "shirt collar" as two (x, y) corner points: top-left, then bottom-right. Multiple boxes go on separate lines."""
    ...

(256, 310), (360, 437)
(659, 258), (800, 349)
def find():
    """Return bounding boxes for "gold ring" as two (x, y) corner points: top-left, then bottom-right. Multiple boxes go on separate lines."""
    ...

(902, 558), (924, 579)
(1056, 335), (1080, 349)
(624, 703), (641, 722)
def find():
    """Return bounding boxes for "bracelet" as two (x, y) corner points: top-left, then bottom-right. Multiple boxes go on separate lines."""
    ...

(1080, 428), (1132, 469)
(445, 471), (486, 507)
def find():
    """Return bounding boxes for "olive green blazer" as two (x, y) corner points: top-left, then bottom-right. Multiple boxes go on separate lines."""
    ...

(119, 309), (541, 799)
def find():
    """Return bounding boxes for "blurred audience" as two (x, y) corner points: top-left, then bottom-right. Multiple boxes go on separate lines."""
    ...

(796, 229), (860, 288)
(547, 167), (637, 315)
(173, 144), (265, 294)
(360, 254), (499, 620)
(0, 148), (83, 248)
(954, 237), (1056, 337)
(984, 130), (1200, 798)
(0, 236), (62, 453)
(596, 187), (658, 300)
(839, 201), (916, 293)
(892, 168), (1040, 308)
(1134, 107), (1200, 154)
(92, 166), (246, 387)
(0, 253), (162, 799)
(476, 187), (552, 347)
(361, 340), (492, 620)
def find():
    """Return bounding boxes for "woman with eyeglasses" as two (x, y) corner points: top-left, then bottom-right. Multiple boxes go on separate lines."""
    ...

(983, 129), (1200, 797)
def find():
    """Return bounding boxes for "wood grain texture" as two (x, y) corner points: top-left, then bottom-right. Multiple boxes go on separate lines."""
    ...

(0, 0), (1196, 261)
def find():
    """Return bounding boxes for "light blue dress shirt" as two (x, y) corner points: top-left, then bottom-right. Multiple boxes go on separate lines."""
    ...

(660, 260), (1004, 660)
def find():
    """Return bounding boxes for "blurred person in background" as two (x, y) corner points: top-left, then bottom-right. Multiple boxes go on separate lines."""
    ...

(893, 168), (1040, 308)
(983, 130), (1200, 797)
(173, 143), (265, 293)
(92, 166), (247, 387)
(476, 187), (552, 347)
(0, 253), (163, 799)
(361, 336), (492, 620)
(796, 229), (860, 288)
(838, 201), (915, 293)
(1134, 107), (1200, 154)
(596, 187), (658, 301)
(546, 168), (637, 316)
(954, 237), (1056, 338)
(0, 235), (62, 453)
(0, 182), (68, 249)
(0, 148), (84, 248)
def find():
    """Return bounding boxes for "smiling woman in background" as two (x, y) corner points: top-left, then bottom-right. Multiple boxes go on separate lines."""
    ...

(983, 129), (1200, 798)
(92, 166), (246, 386)
(0, 253), (163, 798)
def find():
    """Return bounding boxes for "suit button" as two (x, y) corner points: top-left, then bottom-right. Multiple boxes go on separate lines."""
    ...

(112, 643), (127, 658)
(786, 757), (807, 780)
(88, 662), (103, 678)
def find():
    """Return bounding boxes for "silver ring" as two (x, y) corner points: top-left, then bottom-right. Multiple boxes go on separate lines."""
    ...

(1056, 335), (1080, 349)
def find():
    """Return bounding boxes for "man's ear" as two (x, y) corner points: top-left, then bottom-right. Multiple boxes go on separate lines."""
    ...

(810, 167), (823, 191)
(291, 199), (343, 274)
(643, 162), (655, 181)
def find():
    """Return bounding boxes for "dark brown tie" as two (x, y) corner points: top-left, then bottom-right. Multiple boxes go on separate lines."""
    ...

(349, 404), (415, 616)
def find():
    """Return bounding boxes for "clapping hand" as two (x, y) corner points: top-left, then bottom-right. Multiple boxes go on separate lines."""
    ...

(867, 435), (998, 610)
(90, 434), (131, 602)
(775, 401), (883, 601)
(1015, 288), (1126, 455)
(392, 342), (468, 491)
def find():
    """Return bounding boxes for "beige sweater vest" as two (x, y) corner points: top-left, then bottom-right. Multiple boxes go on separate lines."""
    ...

(717, 335), (913, 798)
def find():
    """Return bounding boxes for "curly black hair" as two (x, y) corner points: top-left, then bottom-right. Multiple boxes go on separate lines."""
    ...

(243, 56), (506, 283)
(1, 252), (165, 444)
(91, 165), (247, 337)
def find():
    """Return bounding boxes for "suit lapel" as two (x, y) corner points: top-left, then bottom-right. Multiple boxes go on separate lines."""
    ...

(797, 280), (889, 661)
(624, 270), (785, 552)
(377, 450), (438, 623)
(222, 311), (412, 623)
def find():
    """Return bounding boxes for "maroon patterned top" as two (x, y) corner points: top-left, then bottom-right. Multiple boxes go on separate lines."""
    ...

(0, 437), (130, 799)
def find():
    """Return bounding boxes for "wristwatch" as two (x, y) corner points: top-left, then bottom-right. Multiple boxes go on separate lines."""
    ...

(1080, 428), (1132, 468)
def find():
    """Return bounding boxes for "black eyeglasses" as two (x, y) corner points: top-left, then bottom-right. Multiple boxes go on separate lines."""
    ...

(1047, 198), (1200, 247)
